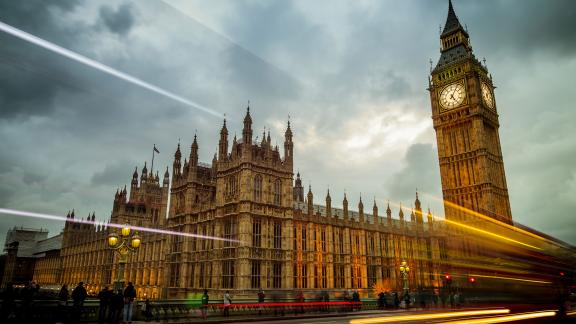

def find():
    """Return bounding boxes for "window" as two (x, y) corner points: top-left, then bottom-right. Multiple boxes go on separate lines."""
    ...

(338, 231), (344, 254)
(272, 262), (282, 289)
(223, 218), (237, 247)
(302, 265), (308, 288)
(321, 265), (327, 288)
(169, 263), (179, 287)
(302, 227), (307, 251)
(368, 265), (377, 288)
(251, 260), (261, 289)
(253, 175), (263, 202)
(252, 218), (262, 247)
(198, 263), (205, 288)
(222, 260), (235, 288)
(274, 179), (282, 205)
(293, 226), (297, 250)
(273, 222), (282, 249)
(321, 229), (326, 251)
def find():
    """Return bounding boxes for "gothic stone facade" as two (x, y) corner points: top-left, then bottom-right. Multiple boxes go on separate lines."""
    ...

(162, 108), (447, 299)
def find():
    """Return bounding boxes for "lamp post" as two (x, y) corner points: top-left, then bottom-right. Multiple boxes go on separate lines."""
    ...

(108, 224), (141, 291)
(399, 260), (410, 295)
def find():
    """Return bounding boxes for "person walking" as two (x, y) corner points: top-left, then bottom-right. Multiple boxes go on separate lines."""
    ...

(257, 289), (265, 315)
(57, 284), (69, 323)
(223, 290), (232, 317)
(123, 282), (137, 323)
(58, 284), (69, 306)
(71, 282), (87, 322)
(109, 289), (124, 324)
(377, 291), (386, 310)
(201, 290), (209, 319)
(142, 298), (153, 321)
(97, 286), (112, 323)
(296, 290), (305, 314)
(352, 290), (360, 311)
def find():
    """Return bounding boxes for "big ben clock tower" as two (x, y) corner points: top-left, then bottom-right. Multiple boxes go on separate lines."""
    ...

(429, 0), (513, 224)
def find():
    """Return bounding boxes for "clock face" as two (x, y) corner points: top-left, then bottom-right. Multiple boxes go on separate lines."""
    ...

(439, 82), (466, 110)
(481, 82), (495, 109)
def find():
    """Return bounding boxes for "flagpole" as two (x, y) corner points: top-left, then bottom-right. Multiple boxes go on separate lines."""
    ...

(151, 144), (155, 177)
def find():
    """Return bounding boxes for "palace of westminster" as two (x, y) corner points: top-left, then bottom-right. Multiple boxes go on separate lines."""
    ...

(2, 1), (571, 300)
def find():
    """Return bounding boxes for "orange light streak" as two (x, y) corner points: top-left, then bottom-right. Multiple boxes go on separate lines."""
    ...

(441, 217), (541, 250)
(440, 310), (556, 323)
(426, 194), (559, 246)
(467, 273), (551, 284)
(348, 308), (510, 324)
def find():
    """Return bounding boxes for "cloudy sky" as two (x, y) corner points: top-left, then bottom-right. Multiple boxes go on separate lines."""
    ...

(0, 0), (575, 245)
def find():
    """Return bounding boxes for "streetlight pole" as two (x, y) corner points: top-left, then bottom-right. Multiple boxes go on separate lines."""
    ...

(108, 224), (141, 291)
(399, 260), (410, 296)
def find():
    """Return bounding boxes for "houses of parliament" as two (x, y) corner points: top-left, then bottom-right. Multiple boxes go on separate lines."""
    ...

(4, 1), (569, 300)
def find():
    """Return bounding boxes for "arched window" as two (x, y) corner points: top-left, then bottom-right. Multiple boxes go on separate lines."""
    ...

(253, 175), (262, 202)
(274, 179), (282, 205)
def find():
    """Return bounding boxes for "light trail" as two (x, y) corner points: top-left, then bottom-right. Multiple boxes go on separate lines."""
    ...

(468, 273), (551, 285)
(0, 208), (238, 243)
(0, 20), (223, 118)
(424, 193), (558, 246)
(440, 310), (557, 323)
(348, 308), (510, 324)
(441, 217), (542, 250)
(385, 200), (540, 250)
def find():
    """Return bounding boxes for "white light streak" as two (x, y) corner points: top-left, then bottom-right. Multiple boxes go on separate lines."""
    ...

(0, 208), (238, 243)
(0, 20), (223, 118)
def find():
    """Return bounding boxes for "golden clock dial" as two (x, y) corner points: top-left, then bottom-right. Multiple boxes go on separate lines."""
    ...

(481, 82), (495, 109)
(439, 82), (466, 110)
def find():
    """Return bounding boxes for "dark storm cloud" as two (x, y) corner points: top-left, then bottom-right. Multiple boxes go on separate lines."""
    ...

(91, 160), (137, 187)
(99, 3), (135, 36)
(385, 143), (442, 206)
(439, 0), (576, 59)
(0, 0), (82, 47)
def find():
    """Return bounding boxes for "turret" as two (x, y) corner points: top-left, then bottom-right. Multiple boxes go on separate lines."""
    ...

(343, 193), (349, 221)
(190, 134), (199, 167)
(427, 208), (434, 225)
(358, 195), (364, 223)
(141, 162), (148, 183)
(372, 198), (378, 224)
(284, 119), (293, 165)
(386, 202), (392, 226)
(410, 208), (415, 222)
(163, 167), (170, 187)
(242, 106), (253, 145)
(131, 167), (138, 187)
(293, 172), (304, 203)
(173, 143), (181, 178)
(307, 185), (313, 215)
(399, 203), (404, 223)
(415, 191), (423, 224)
(326, 189), (332, 218)
(219, 119), (228, 161)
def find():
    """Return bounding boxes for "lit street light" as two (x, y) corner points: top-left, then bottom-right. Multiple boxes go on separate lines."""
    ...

(399, 260), (410, 295)
(108, 224), (141, 290)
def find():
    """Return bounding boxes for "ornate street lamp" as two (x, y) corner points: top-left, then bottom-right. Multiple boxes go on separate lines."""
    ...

(399, 260), (410, 295)
(108, 224), (141, 290)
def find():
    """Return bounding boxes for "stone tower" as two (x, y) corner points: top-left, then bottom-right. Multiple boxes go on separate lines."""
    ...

(429, 0), (513, 225)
